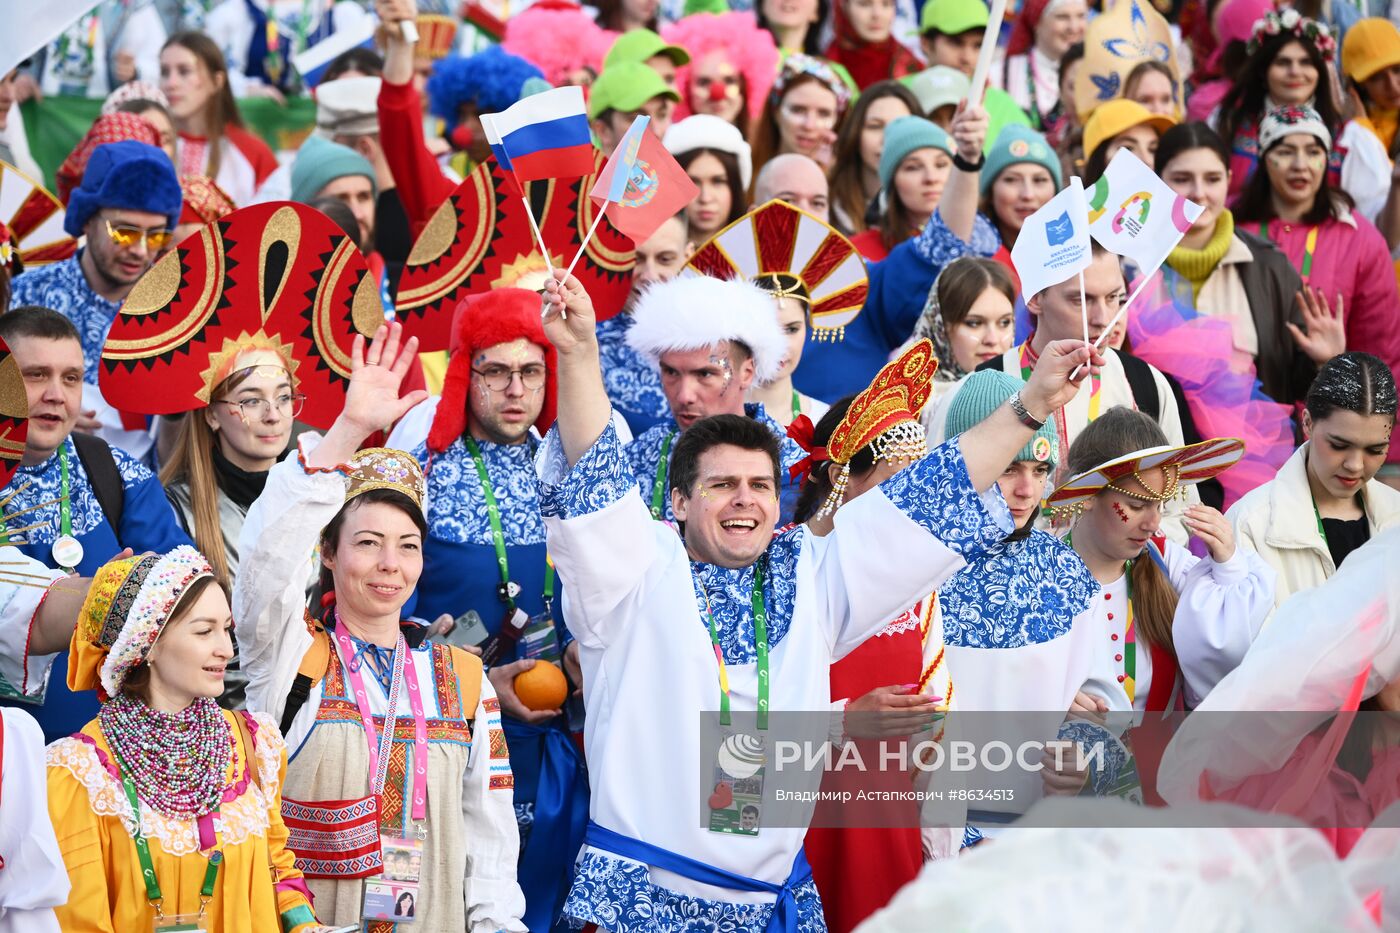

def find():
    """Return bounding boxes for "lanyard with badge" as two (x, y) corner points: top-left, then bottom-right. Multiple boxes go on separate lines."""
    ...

(330, 623), (429, 923)
(112, 747), (223, 932)
(0, 446), (84, 571)
(465, 437), (564, 668)
(700, 560), (771, 837)
(650, 430), (678, 521)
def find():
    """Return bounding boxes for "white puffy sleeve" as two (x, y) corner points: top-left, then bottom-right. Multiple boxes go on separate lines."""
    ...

(0, 708), (67, 931)
(232, 435), (349, 722)
(461, 675), (527, 933)
(0, 548), (67, 702)
(1165, 541), (1277, 707)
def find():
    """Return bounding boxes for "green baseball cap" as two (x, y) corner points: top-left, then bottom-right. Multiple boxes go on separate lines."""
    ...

(920, 0), (990, 36)
(604, 29), (691, 69)
(589, 61), (681, 119)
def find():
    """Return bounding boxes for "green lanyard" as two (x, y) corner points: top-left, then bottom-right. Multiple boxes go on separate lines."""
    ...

(0, 446), (73, 555)
(1313, 501), (1329, 548)
(464, 437), (554, 614)
(651, 430), (677, 521)
(113, 751), (221, 917)
(700, 561), (770, 731)
(790, 390), (802, 424)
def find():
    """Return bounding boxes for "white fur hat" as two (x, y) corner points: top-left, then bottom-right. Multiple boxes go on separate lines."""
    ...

(625, 275), (788, 384)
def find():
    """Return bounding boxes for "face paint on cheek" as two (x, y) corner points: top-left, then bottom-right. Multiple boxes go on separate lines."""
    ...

(709, 353), (734, 391)
(1113, 502), (1130, 523)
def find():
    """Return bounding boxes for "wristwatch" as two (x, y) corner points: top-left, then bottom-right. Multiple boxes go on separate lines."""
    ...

(1009, 391), (1046, 429)
(953, 150), (986, 173)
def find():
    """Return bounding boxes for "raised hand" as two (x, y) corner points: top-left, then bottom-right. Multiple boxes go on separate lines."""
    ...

(542, 269), (599, 355)
(1184, 505), (1236, 563)
(950, 99), (989, 164)
(1287, 286), (1347, 366)
(1023, 339), (1103, 421)
(341, 322), (431, 436)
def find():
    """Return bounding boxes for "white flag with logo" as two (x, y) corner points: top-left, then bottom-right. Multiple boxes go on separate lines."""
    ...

(1010, 176), (1093, 303)
(1088, 148), (1204, 277)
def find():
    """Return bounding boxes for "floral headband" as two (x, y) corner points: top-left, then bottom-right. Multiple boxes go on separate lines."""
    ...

(1247, 9), (1335, 62)
(771, 54), (852, 116)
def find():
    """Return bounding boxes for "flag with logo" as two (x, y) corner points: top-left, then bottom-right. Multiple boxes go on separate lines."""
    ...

(588, 116), (699, 245)
(1088, 149), (1204, 277)
(1010, 176), (1093, 303)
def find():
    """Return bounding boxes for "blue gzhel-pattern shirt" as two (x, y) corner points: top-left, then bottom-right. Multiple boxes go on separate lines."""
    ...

(595, 312), (669, 437)
(10, 254), (122, 384)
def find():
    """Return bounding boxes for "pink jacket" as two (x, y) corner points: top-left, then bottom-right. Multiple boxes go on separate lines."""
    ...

(1240, 212), (1400, 398)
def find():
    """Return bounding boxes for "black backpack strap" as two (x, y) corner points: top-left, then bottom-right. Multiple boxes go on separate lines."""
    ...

(70, 433), (125, 532)
(280, 674), (314, 735)
(1116, 352), (1161, 422)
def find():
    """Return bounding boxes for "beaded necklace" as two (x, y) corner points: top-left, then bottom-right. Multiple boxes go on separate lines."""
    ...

(99, 694), (231, 821)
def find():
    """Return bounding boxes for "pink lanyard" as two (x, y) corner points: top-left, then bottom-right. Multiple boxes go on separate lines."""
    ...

(331, 621), (430, 823)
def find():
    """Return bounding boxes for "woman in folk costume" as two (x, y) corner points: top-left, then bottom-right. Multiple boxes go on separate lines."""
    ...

(1228, 352), (1400, 613)
(1042, 407), (1276, 720)
(1158, 524), (1400, 857)
(45, 546), (329, 932)
(686, 199), (868, 429)
(931, 370), (1100, 826)
(998, 0), (1087, 132)
(823, 0), (922, 91)
(97, 202), (385, 710)
(905, 257), (1018, 408)
(158, 33), (278, 206)
(789, 341), (967, 933)
(233, 321), (526, 931)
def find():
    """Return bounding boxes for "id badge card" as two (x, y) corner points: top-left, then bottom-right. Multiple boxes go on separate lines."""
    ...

(518, 609), (562, 664)
(363, 879), (420, 923)
(708, 733), (765, 836)
(153, 916), (207, 932)
(379, 834), (424, 884)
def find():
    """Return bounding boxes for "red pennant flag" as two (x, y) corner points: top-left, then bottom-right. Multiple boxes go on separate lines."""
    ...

(588, 129), (698, 245)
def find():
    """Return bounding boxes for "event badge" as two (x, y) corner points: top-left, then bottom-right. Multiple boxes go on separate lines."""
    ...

(153, 916), (208, 932)
(708, 732), (766, 837)
(364, 835), (424, 923)
(51, 534), (83, 571)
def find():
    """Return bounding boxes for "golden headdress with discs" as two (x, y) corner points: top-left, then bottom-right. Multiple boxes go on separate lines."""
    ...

(812, 339), (938, 519)
(346, 448), (427, 512)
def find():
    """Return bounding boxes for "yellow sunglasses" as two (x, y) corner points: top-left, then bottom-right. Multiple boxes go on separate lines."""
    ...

(104, 220), (174, 252)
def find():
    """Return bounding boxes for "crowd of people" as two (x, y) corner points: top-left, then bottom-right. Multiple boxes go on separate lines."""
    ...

(0, 0), (1398, 928)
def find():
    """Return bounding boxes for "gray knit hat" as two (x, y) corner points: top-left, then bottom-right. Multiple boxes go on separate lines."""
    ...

(946, 369), (1058, 467)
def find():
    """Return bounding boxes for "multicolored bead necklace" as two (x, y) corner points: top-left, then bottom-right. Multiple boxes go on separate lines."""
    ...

(99, 694), (231, 820)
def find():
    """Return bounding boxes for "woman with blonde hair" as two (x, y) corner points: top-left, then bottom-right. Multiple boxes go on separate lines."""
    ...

(159, 32), (277, 204)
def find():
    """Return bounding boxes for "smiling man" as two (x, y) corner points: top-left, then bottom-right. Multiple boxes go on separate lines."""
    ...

(622, 275), (807, 523)
(0, 307), (192, 741)
(9, 140), (181, 460)
(536, 266), (1097, 933)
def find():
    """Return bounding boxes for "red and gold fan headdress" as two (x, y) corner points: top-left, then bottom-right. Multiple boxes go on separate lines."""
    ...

(417, 14), (461, 60)
(685, 199), (867, 341)
(807, 338), (937, 519)
(0, 161), (77, 267)
(393, 152), (635, 351)
(98, 202), (383, 429)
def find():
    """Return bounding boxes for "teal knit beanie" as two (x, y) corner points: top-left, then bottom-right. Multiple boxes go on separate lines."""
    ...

(979, 124), (1061, 198)
(290, 135), (377, 205)
(946, 369), (1058, 467)
(879, 116), (954, 190)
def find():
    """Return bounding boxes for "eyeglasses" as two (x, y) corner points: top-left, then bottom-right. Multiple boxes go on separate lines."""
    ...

(472, 365), (547, 391)
(104, 220), (174, 252)
(214, 393), (306, 420)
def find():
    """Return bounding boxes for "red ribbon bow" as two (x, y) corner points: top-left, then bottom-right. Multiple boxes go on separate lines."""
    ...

(785, 414), (828, 485)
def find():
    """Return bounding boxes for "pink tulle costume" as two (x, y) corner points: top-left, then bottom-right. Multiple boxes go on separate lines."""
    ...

(661, 11), (779, 123)
(501, 1), (616, 88)
(1127, 269), (1296, 511)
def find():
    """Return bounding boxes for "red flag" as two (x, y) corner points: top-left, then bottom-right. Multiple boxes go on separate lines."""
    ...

(588, 129), (698, 245)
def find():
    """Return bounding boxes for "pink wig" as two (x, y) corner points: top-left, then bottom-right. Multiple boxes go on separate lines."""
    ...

(502, 1), (616, 88)
(662, 12), (779, 122)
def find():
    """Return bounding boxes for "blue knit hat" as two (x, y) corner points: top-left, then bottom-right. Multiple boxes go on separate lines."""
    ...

(878, 116), (955, 190)
(426, 46), (544, 130)
(946, 369), (1058, 467)
(65, 140), (181, 238)
(979, 125), (1062, 197)
(290, 136), (377, 204)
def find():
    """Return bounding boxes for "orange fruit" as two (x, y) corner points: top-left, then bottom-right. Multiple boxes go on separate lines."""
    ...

(514, 661), (568, 711)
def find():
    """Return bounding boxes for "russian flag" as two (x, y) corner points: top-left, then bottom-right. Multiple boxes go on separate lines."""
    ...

(481, 114), (524, 197)
(489, 86), (596, 183)
(292, 18), (377, 89)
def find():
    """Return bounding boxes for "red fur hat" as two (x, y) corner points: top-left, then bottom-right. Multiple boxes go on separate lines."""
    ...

(427, 289), (557, 453)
